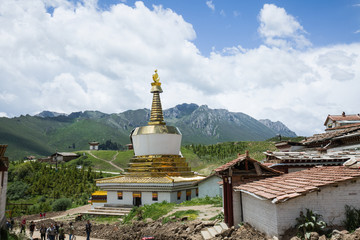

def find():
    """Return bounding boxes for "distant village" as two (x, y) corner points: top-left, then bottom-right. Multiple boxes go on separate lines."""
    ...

(1, 72), (360, 239)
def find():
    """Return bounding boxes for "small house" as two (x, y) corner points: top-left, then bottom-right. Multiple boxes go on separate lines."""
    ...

(51, 152), (80, 162)
(324, 112), (360, 130)
(236, 164), (360, 239)
(89, 142), (99, 150)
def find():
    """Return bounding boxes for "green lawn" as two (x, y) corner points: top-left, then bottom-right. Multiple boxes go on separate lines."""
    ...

(112, 150), (134, 169)
(89, 150), (118, 161)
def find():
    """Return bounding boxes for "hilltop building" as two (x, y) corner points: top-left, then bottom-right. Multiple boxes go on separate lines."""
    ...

(89, 142), (99, 150)
(95, 71), (205, 208)
(0, 145), (9, 230)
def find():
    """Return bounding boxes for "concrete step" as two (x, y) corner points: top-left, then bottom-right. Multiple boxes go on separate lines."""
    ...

(87, 210), (130, 215)
(85, 211), (127, 216)
(89, 208), (131, 213)
(219, 222), (229, 231)
(200, 230), (212, 240)
(207, 227), (218, 238)
(214, 225), (222, 234)
(94, 207), (132, 211)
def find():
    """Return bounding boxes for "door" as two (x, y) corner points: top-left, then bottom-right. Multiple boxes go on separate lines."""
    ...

(132, 192), (142, 207)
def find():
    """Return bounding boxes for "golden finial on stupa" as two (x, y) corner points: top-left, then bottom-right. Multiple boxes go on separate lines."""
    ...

(152, 69), (160, 83)
(149, 69), (165, 125)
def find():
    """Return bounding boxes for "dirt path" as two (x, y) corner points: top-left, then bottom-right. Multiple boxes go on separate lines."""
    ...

(165, 204), (222, 221)
(87, 151), (124, 172)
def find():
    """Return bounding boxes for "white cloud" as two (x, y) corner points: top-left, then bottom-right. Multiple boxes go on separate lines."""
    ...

(0, 1), (359, 137)
(220, 10), (226, 17)
(0, 112), (9, 118)
(206, 0), (215, 11)
(258, 4), (311, 49)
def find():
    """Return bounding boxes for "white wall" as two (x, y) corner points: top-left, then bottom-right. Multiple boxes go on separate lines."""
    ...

(198, 175), (222, 198)
(0, 171), (7, 227)
(141, 192), (171, 205)
(233, 191), (242, 227)
(132, 134), (181, 156)
(276, 180), (360, 237)
(242, 193), (278, 237)
(240, 179), (360, 238)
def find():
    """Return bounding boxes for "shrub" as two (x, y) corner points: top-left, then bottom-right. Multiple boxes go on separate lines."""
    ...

(180, 196), (222, 207)
(296, 209), (326, 239)
(343, 205), (360, 232)
(7, 181), (29, 200)
(52, 198), (72, 211)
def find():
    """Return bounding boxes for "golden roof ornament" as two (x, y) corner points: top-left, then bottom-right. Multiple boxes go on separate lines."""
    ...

(149, 70), (165, 125)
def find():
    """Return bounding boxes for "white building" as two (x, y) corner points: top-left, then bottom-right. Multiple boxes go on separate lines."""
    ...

(196, 173), (222, 198)
(89, 142), (99, 150)
(235, 164), (360, 239)
(95, 71), (205, 208)
(0, 145), (9, 230)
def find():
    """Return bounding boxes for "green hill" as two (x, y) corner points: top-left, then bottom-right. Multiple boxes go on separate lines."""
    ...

(0, 104), (292, 160)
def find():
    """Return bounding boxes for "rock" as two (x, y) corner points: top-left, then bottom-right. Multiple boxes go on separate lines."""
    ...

(333, 230), (344, 235)
(186, 227), (191, 233)
(319, 235), (326, 240)
(290, 237), (301, 240)
(181, 216), (188, 221)
(310, 232), (320, 240)
(273, 236), (279, 240)
(219, 228), (234, 238)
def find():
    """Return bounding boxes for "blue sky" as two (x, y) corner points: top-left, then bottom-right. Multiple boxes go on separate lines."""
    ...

(97, 0), (360, 55)
(1, 0), (360, 136)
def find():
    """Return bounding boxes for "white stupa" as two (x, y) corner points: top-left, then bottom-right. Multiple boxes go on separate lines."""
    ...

(95, 70), (204, 207)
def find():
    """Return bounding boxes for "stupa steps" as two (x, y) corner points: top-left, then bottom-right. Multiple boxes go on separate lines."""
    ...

(125, 167), (192, 172)
(127, 162), (189, 167)
(123, 171), (195, 177)
(129, 158), (188, 163)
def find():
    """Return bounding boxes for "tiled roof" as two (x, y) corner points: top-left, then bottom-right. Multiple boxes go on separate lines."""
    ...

(235, 166), (360, 203)
(302, 125), (360, 144)
(263, 151), (353, 164)
(51, 152), (80, 157)
(328, 114), (360, 122)
(215, 154), (247, 172)
(215, 153), (281, 175)
(96, 175), (205, 184)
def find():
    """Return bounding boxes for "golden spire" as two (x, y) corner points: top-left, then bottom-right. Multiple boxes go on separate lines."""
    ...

(149, 70), (165, 125)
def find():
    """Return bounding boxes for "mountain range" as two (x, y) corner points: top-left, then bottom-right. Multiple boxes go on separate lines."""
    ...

(0, 103), (296, 160)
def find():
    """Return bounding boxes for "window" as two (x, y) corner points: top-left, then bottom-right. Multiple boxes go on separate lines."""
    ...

(196, 188), (199, 197)
(177, 191), (181, 200)
(117, 191), (123, 200)
(186, 189), (191, 201)
(152, 192), (158, 201)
